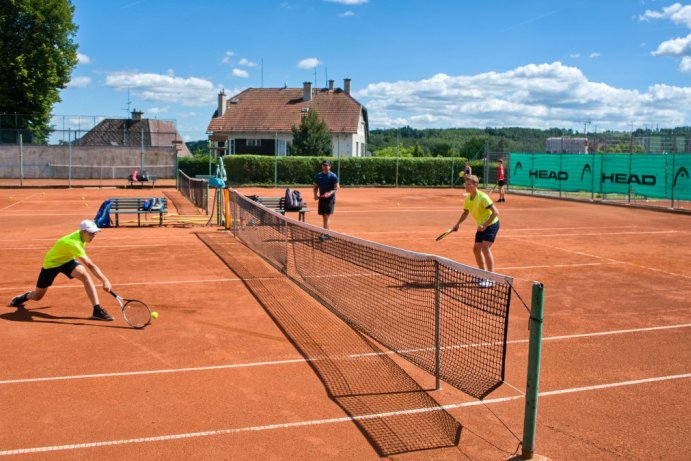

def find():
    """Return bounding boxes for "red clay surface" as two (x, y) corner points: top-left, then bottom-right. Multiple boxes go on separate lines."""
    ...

(1, 186), (689, 460)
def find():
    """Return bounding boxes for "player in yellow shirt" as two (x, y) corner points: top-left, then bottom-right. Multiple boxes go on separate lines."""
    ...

(451, 175), (500, 287)
(8, 220), (114, 320)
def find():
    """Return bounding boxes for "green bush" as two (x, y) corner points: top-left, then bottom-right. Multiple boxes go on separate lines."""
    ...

(218, 155), (497, 187)
(178, 155), (213, 177)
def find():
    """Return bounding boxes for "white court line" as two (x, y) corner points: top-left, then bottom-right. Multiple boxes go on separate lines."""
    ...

(1, 323), (688, 385)
(496, 261), (621, 270)
(1, 372), (689, 456)
(2, 243), (201, 250)
(0, 277), (245, 292)
(0, 194), (37, 211)
(513, 238), (691, 279)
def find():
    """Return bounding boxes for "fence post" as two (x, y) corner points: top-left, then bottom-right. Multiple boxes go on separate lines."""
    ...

(670, 152), (676, 208)
(19, 134), (23, 187)
(68, 128), (72, 188)
(522, 282), (545, 459)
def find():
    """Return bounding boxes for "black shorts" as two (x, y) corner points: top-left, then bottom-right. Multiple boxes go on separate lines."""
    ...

(37, 260), (80, 289)
(318, 196), (336, 215)
(475, 221), (500, 243)
(498, 179), (505, 187)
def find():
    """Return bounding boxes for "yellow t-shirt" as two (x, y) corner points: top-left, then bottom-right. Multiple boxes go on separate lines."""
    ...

(43, 231), (87, 269)
(464, 190), (498, 226)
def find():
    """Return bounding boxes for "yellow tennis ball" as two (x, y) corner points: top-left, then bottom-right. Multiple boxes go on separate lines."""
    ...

(151, 311), (158, 319)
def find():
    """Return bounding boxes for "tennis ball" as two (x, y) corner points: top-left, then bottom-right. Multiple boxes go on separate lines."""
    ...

(151, 311), (158, 319)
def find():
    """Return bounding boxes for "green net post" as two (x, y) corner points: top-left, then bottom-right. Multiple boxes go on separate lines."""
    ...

(522, 282), (544, 459)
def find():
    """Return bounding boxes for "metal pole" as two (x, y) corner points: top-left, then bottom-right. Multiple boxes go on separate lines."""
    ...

(140, 128), (144, 174)
(274, 132), (278, 186)
(68, 128), (72, 188)
(19, 133), (23, 187)
(396, 130), (400, 187)
(521, 282), (545, 459)
(670, 152), (676, 208)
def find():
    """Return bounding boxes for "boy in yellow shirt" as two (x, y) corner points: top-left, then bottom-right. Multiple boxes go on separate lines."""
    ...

(451, 175), (500, 287)
(8, 220), (114, 320)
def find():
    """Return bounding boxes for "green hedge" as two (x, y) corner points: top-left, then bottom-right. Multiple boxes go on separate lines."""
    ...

(177, 155), (214, 177)
(180, 155), (495, 187)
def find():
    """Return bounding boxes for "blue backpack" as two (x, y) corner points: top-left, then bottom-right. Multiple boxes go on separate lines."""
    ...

(94, 199), (113, 228)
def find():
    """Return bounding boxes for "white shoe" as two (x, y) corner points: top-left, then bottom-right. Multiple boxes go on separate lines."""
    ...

(478, 279), (495, 288)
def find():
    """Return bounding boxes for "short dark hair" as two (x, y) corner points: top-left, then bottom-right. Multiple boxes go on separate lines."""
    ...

(322, 160), (331, 166)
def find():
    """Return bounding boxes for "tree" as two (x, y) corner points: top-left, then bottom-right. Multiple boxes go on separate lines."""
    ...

(289, 108), (332, 156)
(0, 0), (78, 143)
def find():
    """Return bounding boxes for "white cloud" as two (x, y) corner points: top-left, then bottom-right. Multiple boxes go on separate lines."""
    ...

(325, 0), (368, 5)
(77, 53), (91, 64)
(639, 3), (691, 28)
(339, 11), (355, 17)
(589, 52), (601, 58)
(67, 76), (91, 88)
(355, 62), (691, 130)
(105, 71), (218, 106)
(232, 68), (249, 78)
(651, 32), (691, 56)
(297, 58), (321, 69)
(147, 106), (168, 115)
(238, 58), (258, 67)
(641, 4), (691, 74)
(569, 53), (580, 59)
(681, 56), (691, 73)
(221, 50), (235, 65)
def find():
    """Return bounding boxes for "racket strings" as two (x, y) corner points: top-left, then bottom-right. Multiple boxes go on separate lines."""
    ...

(123, 301), (151, 328)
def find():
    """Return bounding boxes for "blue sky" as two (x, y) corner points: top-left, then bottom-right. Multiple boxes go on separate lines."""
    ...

(56, 0), (691, 141)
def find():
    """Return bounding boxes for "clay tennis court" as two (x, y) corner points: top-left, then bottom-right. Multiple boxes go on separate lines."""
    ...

(1, 186), (689, 460)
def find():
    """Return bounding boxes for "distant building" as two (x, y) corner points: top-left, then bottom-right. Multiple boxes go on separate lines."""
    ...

(639, 135), (689, 153)
(74, 110), (191, 156)
(546, 137), (588, 154)
(206, 79), (369, 157)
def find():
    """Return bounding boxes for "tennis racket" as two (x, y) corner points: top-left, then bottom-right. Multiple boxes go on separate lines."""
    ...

(109, 290), (152, 329)
(435, 228), (455, 241)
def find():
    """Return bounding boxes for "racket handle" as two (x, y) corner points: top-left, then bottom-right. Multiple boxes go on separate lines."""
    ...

(108, 290), (119, 298)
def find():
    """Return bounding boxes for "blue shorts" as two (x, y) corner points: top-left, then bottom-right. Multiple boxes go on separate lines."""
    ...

(37, 260), (80, 289)
(475, 221), (500, 243)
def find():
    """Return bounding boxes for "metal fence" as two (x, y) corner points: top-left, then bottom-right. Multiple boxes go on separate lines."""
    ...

(0, 114), (182, 185)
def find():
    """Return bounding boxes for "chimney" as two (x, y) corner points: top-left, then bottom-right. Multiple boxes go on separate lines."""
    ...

(344, 78), (351, 95)
(303, 81), (312, 102)
(328, 79), (334, 90)
(131, 109), (143, 121)
(217, 90), (227, 117)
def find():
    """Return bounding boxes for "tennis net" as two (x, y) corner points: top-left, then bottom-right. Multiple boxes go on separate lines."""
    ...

(228, 189), (512, 399)
(177, 169), (209, 213)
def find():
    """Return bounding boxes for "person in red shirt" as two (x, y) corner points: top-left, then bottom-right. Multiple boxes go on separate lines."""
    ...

(497, 160), (506, 202)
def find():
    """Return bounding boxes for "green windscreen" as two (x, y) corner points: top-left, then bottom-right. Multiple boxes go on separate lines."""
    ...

(509, 153), (691, 200)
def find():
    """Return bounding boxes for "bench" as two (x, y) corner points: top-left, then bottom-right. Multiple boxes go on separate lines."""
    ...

(255, 196), (310, 222)
(127, 176), (157, 188)
(110, 197), (167, 227)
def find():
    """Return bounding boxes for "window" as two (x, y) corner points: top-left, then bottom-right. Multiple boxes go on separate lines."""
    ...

(246, 139), (261, 147)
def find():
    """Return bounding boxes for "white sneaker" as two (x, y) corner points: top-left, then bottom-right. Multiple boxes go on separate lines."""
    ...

(478, 279), (495, 288)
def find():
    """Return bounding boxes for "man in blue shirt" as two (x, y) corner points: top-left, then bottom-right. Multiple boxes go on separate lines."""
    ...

(313, 160), (340, 229)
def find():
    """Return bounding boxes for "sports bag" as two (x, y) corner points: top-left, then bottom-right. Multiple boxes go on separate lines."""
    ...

(284, 188), (303, 211)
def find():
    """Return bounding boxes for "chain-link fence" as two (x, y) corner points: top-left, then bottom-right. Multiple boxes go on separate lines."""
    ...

(0, 115), (183, 186)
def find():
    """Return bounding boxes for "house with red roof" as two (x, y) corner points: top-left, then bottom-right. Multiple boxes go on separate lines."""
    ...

(75, 110), (191, 157)
(206, 79), (369, 157)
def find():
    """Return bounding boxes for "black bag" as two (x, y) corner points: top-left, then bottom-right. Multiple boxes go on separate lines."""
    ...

(284, 188), (303, 211)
